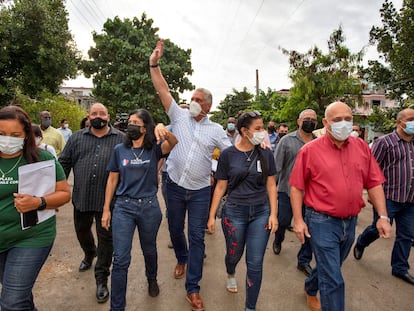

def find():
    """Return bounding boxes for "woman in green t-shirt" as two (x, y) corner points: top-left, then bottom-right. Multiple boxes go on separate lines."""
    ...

(0, 106), (71, 310)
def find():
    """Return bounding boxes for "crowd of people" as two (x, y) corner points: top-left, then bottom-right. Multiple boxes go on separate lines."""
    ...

(1, 39), (413, 311)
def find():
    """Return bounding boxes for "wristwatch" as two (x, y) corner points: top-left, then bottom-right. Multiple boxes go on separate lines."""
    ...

(37, 196), (47, 211)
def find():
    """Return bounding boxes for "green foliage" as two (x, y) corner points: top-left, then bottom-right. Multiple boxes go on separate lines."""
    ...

(364, 0), (414, 99)
(367, 98), (414, 133)
(17, 92), (87, 131)
(82, 14), (194, 124)
(0, 0), (79, 103)
(280, 27), (363, 125)
(250, 88), (289, 124)
(210, 87), (253, 125)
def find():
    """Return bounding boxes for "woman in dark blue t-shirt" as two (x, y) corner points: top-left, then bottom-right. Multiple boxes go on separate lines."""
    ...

(207, 111), (278, 311)
(101, 109), (177, 310)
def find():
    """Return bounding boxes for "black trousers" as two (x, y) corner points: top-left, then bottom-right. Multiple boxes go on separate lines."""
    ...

(73, 208), (112, 284)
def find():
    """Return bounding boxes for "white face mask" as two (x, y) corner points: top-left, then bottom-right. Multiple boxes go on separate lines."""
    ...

(350, 131), (359, 137)
(0, 135), (25, 155)
(329, 121), (353, 141)
(64, 123), (69, 129)
(189, 101), (203, 118)
(248, 130), (266, 145)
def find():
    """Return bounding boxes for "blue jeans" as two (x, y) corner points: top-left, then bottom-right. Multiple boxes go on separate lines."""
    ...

(357, 199), (414, 275)
(274, 192), (312, 266)
(222, 201), (270, 310)
(110, 196), (162, 311)
(0, 245), (53, 311)
(304, 208), (356, 311)
(166, 176), (210, 294)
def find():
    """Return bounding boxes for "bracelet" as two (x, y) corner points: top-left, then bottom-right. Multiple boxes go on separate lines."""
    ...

(150, 63), (159, 68)
(378, 215), (390, 222)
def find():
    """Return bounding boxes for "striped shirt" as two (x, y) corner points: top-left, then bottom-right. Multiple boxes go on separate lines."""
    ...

(166, 100), (231, 190)
(58, 126), (125, 212)
(372, 131), (414, 203)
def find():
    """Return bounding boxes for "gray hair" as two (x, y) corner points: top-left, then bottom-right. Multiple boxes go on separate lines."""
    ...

(195, 88), (212, 105)
(299, 109), (316, 119)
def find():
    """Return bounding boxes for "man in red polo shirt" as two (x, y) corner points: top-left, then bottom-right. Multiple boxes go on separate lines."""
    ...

(289, 101), (392, 311)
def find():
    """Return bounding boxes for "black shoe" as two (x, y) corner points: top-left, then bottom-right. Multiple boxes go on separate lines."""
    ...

(148, 279), (160, 297)
(392, 272), (414, 285)
(78, 259), (92, 272)
(353, 243), (365, 260)
(272, 239), (281, 255)
(297, 264), (312, 277)
(96, 283), (109, 303)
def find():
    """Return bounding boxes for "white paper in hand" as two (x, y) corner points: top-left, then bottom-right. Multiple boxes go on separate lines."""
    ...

(18, 160), (56, 229)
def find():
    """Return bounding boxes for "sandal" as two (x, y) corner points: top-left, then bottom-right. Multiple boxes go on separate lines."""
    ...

(226, 277), (238, 293)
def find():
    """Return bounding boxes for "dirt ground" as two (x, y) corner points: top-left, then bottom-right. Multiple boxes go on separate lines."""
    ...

(30, 177), (413, 311)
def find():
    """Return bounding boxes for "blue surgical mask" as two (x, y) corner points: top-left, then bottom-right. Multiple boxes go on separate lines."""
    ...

(402, 121), (414, 135)
(227, 123), (235, 131)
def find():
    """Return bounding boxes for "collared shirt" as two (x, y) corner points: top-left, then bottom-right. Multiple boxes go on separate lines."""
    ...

(41, 126), (66, 157)
(166, 100), (231, 190)
(57, 127), (72, 143)
(372, 131), (414, 203)
(58, 126), (124, 212)
(289, 134), (385, 218)
(274, 130), (313, 194)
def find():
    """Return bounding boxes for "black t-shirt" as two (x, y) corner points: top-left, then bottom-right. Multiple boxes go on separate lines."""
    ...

(215, 145), (276, 205)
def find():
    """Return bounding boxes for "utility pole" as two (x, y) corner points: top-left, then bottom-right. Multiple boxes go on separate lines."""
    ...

(256, 69), (259, 97)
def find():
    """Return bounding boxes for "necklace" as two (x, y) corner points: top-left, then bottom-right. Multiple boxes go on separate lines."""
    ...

(131, 147), (145, 161)
(243, 149), (255, 162)
(0, 154), (23, 179)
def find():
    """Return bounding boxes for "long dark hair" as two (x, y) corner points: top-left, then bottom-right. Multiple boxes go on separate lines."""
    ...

(0, 106), (39, 163)
(124, 109), (156, 149)
(236, 111), (268, 182)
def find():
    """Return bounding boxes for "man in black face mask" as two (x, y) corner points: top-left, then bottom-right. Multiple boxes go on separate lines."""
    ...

(59, 103), (124, 304)
(272, 109), (317, 277)
(39, 110), (66, 157)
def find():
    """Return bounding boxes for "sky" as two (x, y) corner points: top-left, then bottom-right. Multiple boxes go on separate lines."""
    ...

(64, 0), (403, 107)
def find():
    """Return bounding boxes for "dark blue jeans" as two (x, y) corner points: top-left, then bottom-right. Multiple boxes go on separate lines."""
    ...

(357, 199), (414, 275)
(110, 196), (162, 311)
(0, 245), (53, 311)
(222, 201), (270, 310)
(274, 192), (312, 266)
(304, 208), (356, 311)
(166, 177), (210, 294)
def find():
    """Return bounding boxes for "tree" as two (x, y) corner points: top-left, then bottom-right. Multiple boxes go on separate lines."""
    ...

(249, 88), (289, 123)
(0, 0), (79, 104)
(279, 27), (363, 124)
(16, 91), (87, 131)
(210, 87), (253, 125)
(364, 0), (414, 99)
(82, 14), (194, 123)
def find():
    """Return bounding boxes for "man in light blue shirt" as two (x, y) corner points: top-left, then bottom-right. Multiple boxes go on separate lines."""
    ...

(150, 40), (231, 311)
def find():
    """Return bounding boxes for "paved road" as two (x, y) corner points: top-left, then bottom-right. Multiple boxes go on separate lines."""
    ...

(32, 183), (413, 311)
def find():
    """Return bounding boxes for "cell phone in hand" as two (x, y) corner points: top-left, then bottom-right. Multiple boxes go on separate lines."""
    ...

(21, 210), (38, 229)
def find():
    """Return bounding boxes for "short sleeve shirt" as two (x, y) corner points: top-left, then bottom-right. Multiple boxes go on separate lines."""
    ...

(289, 135), (385, 218)
(107, 143), (163, 198)
(215, 146), (276, 205)
(0, 150), (66, 252)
